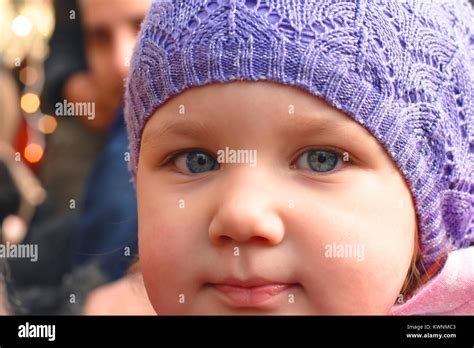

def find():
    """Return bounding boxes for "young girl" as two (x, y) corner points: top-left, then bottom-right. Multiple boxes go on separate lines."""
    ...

(124, 0), (473, 314)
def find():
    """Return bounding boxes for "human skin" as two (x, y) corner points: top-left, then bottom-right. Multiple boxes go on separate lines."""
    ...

(137, 81), (417, 314)
(66, 0), (151, 130)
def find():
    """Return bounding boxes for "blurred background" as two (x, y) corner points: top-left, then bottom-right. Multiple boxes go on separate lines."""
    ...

(0, 0), (152, 315)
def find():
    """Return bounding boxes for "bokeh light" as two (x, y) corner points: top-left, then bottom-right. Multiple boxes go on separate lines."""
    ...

(38, 115), (58, 134)
(20, 93), (40, 113)
(11, 15), (33, 37)
(24, 143), (44, 163)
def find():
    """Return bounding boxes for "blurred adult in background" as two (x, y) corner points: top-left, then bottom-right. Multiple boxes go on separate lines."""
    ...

(70, 0), (155, 314)
(69, 0), (151, 281)
(69, 0), (154, 314)
(40, 0), (148, 214)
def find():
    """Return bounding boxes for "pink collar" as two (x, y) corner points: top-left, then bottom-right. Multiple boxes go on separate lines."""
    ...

(390, 246), (474, 315)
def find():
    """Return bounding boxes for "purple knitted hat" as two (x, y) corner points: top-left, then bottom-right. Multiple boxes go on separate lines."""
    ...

(125, 0), (474, 276)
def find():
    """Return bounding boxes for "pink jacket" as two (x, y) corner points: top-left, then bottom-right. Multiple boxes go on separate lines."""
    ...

(390, 247), (474, 315)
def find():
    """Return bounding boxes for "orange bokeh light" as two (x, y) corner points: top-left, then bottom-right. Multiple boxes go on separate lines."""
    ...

(24, 143), (44, 163)
(20, 93), (40, 113)
(38, 115), (57, 134)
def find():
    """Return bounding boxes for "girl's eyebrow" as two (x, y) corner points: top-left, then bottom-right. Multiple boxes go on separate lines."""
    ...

(142, 109), (372, 149)
(287, 114), (348, 133)
(142, 119), (213, 147)
(282, 111), (366, 139)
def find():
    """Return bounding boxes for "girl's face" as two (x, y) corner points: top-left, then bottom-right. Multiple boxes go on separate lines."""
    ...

(137, 81), (417, 314)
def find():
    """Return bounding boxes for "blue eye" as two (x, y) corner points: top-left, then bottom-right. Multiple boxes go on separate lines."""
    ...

(295, 149), (340, 173)
(174, 150), (219, 173)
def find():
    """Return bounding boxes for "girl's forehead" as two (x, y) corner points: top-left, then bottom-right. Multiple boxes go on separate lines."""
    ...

(161, 81), (344, 118)
(143, 82), (386, 157)
(151, 81), (360, 130)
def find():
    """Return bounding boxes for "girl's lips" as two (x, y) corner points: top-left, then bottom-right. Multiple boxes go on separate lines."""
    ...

(212, 283), (294, 307)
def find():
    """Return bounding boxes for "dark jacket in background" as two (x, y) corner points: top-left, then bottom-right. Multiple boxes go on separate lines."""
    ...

(70, 110), (138, 282)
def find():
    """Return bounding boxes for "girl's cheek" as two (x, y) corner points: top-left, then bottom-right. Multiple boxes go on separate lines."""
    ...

(294, 181), (414, 312)
(139, 223), (197, 314)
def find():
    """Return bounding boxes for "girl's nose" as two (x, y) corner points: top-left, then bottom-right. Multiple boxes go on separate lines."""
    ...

(207, 171), (285, 246)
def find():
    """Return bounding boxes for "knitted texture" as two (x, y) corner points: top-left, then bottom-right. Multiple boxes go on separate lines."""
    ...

(125, 0), (474, 276)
